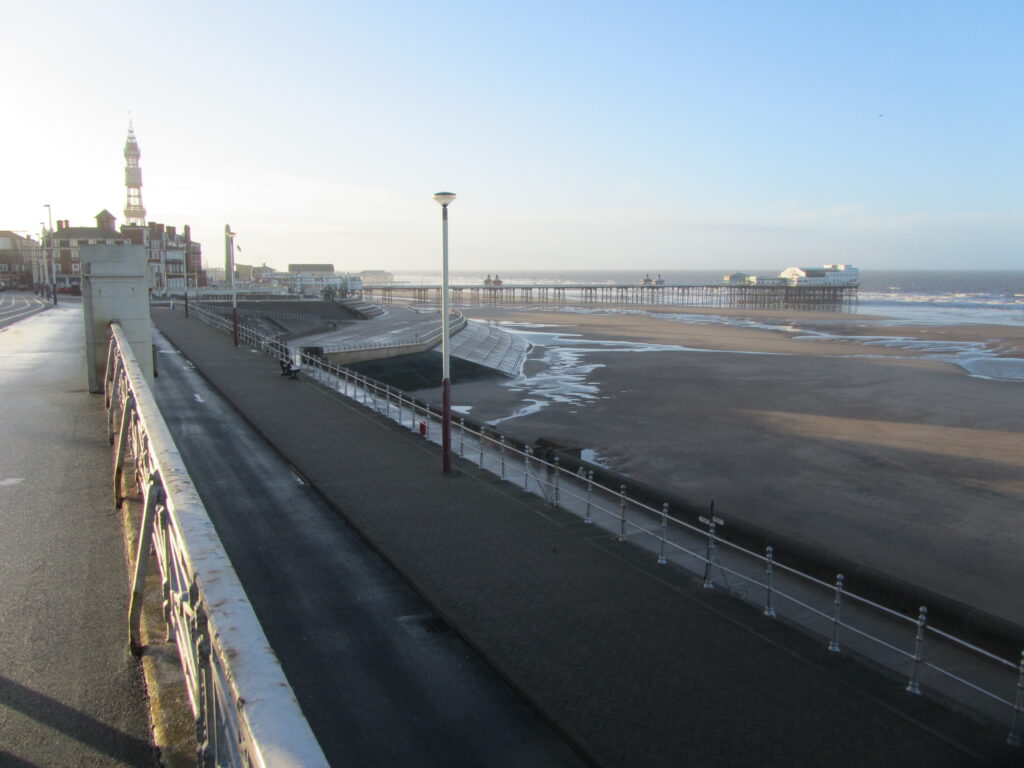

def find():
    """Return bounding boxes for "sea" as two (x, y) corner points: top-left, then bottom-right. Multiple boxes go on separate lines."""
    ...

(391, 269), (1024, 382)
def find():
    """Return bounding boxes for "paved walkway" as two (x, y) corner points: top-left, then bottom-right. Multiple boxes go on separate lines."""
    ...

(1, 303), (156, 767)
(153, 308), (1015, 768)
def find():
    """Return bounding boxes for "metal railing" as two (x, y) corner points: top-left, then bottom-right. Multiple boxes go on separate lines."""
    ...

(179, 303), (1024, 748)
(104, 322), (328, 767)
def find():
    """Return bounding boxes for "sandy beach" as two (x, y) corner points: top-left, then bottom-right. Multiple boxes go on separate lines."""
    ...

(420, 305), (1024, 626)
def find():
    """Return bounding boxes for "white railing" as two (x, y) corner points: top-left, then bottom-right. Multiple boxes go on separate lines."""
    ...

(104, 323), (328, 767)
(179, 303), (1024, 748)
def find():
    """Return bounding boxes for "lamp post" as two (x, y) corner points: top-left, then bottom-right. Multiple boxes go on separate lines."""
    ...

(37, 223), (46, 295)
(44, 204), (56, 305)
(225, 225), (238, 346)
(433, 191), (456, 474)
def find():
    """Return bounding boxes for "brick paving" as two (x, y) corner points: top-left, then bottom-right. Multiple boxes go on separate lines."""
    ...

(153, 308), (1016, 767)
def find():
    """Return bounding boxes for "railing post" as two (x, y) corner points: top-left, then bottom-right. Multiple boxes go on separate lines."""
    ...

(104, 334), (117, 405)
(459, 418), (465, 458)
(397, 391), (404, 425)
(584, 470), (593, 524)
(657, 503), (668, 564)
(499, 436), (506, 479)
(478, 429), (485, 467)
(129, 476), (162, 655)
(702, 519), (717, 589)
(764, 546), (777, 618)
(906, 606), (928, 694)
(1008, 651), (1024, 747)
(195, 610), (214, 766)
(113, 393), (136, 507)
(553, 458), (560, 507)
(618, 485), (627, 541)
(523, 446), (531, 492)
(385, 387), (391, 419)
(828, 573), (845, 652)
(107, 357), (123, 443)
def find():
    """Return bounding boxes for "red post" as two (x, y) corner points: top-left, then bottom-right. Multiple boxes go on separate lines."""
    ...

(442, 378), (452, 473)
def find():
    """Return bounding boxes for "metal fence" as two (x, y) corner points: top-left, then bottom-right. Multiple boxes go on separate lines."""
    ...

(104, 322), (328, 767)
(181, 302), (1024, 748)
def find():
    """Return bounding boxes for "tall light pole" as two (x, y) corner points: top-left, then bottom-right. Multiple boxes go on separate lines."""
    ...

(36, 224), (46, 291)
(434, 191), (456, 474)
(44, 204), (56, 305)
(225, 225), (238, 346)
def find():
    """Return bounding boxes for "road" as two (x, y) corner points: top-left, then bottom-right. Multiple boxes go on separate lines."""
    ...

(0, 305), (156, 766)
(0, 291), (53, 329)
(150, 329), (585, 767)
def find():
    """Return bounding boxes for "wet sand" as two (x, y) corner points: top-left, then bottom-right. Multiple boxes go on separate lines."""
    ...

(422, 305), (1024, 626)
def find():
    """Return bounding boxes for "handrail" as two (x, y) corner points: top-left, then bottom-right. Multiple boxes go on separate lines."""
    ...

(105, 322), (328, 767)
(177, 302), (1024, 748)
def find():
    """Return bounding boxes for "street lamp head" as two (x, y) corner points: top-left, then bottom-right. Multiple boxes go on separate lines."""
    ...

(433, 192), (457, 207)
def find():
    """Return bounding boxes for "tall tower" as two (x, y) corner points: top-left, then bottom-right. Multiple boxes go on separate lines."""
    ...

(123, 121), (147, 226)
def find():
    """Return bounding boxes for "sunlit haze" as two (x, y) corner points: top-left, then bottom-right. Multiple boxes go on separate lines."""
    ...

(6, 1), (1022, 273)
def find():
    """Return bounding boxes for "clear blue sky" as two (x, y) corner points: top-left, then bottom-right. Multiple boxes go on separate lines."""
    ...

(5, 0), (1022, 273)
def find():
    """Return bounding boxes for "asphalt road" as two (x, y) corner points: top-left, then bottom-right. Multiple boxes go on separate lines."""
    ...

(0, 305), (155, 767)
(0, 291), (53, 329)
(150, 330), (585, 767)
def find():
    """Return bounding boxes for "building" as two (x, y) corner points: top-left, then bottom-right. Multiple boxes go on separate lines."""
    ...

(723, 264), (859, 287)
(0, 232), (38, 290)
(40, 212), (130, 293)
(121, 221), (203, 292)
(359, 269), (394, 285)
(36, 212), (203, 294)
(722, 271), (750, 284)
(253, 265), (363, 296)
(288, 263), (335, 274)
(779, 264), (859, 286)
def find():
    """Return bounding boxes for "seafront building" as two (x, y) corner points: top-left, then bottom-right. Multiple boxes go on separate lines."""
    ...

(359, 269), (394, 285)
(39, 212), (131, 293)
(0, 231), (38, 290)
(207, 262), (364, 297)
(724, 263), (859, 287)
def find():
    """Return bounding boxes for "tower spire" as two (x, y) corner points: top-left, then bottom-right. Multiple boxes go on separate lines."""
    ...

(124, 121), (146, 226)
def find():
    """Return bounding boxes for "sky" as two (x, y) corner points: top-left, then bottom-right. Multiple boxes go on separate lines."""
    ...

(4, 0), (1022, 274)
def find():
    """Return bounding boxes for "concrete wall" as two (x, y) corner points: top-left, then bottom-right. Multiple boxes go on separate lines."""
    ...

(81, 245), (152, 393)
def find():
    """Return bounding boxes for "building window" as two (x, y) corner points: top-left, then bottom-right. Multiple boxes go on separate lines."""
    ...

(72, 263), (80, 273)
(0, 264), (8, 272)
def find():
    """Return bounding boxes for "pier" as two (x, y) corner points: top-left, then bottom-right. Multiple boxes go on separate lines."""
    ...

(363, 281), (858, 309)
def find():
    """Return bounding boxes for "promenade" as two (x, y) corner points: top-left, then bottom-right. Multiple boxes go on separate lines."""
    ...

(0, 301), (156, 767)
(153, 307), (1013, 767)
